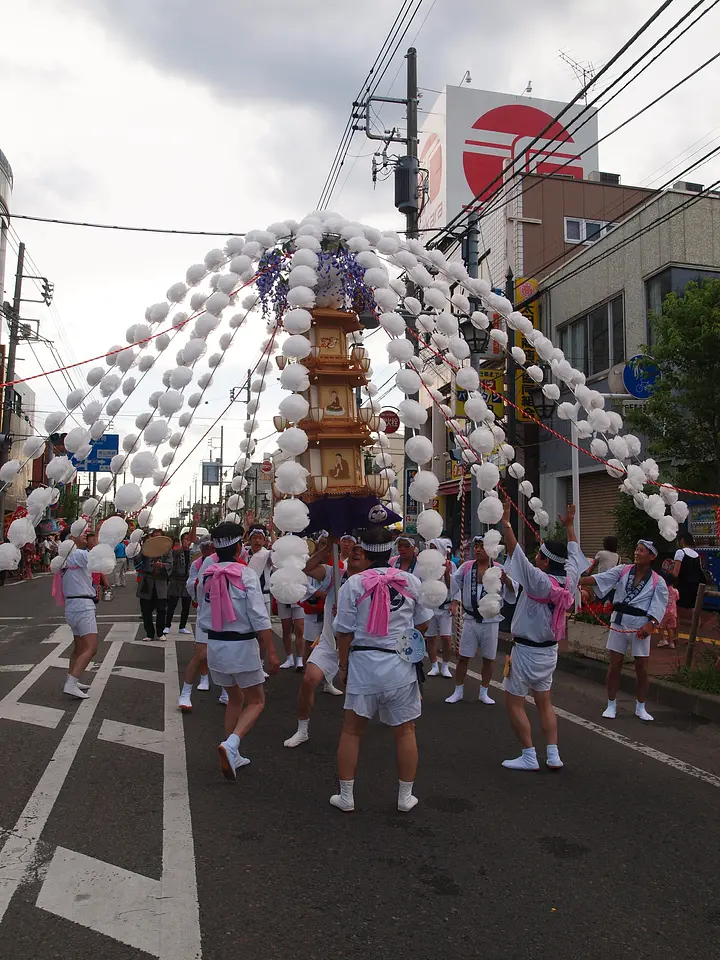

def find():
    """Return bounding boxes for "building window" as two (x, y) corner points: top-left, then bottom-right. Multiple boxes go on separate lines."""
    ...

(558, 295), (625, 377)
(564, 217), (615, 245)
(645, 265), (720, 348)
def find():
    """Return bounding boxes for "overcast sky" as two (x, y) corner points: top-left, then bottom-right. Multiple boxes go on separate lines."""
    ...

(2, 0), (719, 524)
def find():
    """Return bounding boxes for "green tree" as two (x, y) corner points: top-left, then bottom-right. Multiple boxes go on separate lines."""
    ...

(56, 483), (80, 523)
(611, 487), (665, 559)
(626, 279), (720, 493)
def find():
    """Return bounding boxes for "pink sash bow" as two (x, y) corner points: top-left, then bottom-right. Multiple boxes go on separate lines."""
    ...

(203, 562), (246, 631)
(52, 571), (64, 608)
(357, 569), (413, 636)
(526, 577), (573, 643)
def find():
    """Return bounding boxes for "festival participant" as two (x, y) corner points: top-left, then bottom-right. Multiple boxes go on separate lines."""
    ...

(580, 540), (668, 722)
(242, 525), (273, 616)
(389, 535), (417, 574)
(339, 534), (356, 562)
(424, 539), (457, 679)
(165, 529), (196, 634)
(179, 537), (219, 710)
(330, 527), (431, 813)
(445, 535), (515, 704)
(112, 539), (127, 587)
(136, 529), (172, 641)
(284, 541), (350, 747)
(54, 530), (98, 700)
(501, 500), (585, 771)
(197, 521), (280, 779)
(277, 597), (306, 671)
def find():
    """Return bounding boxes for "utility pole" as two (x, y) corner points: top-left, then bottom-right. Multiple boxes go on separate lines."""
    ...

(466, 213), (481, 540)
(0, 242), (25, 540)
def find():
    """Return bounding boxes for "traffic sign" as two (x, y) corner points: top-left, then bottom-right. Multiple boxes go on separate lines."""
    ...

(69, 434), (119, 473)
(261, 459), (273, 475)
(622, 355), (660, 400)
(379, 410), (400, 434)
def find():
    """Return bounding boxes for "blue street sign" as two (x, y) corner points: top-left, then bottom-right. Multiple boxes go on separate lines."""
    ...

(622, 355), (660, 400)
(70, 434), (119, 472)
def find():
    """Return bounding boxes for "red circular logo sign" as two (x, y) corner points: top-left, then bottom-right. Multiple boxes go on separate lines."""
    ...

(261, 459), (273, 475)
(379, 410), (400, 434)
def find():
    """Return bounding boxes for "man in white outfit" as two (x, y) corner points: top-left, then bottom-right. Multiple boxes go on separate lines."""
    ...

(57, 531), (98, 700)
(331, 527), (431, 813)
(501, 501), (586, 771)
(446, 536), (515, 705)
(197, 522), (280, 779)
(178, 537), (219, 711)
(424, 539), (456, 678)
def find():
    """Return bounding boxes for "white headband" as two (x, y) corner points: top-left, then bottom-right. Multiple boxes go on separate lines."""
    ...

(359, 540), (392, 553)
(637, 539), (658, 556)
(249, 528), (266, 536)
(213, 534), (242, 549)
(540, 543), (566, 565)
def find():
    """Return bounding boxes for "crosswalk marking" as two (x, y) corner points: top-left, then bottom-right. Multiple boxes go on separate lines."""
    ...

(98, 718), (165, 754)
(112, 664), (165, 684)
(0, 664), (35, 672)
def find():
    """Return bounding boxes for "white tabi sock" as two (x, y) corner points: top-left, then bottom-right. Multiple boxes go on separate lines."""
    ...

(502, 747), (539, 771)
(182, 682), (193, 697)
(227, 733), (240, 750)
(284, 719), (310, 748)
(330, 779), (355, 811)
(445, 684), (464, 703)
(546, 744), (563, 769)
(398, 780), (418, 812)
(635, 701), (654, 721)
(478, 685), (495, 704)
(602, 699), (617, 719)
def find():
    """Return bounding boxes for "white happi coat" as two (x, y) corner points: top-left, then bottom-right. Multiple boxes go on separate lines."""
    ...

(592, 564), (669, 633)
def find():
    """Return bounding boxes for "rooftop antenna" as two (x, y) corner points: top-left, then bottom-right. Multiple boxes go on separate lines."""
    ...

(559, 50), (595, 104)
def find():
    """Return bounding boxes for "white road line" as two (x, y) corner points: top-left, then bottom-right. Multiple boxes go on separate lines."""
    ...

(0, 626), (73, 728)
(0, 622), (137, 924)
(112, 665), (165, 684)
(461, 667), (720, 791)
(0, 664), (35, 673)
(159, 640), (202, 960)
(98, 719), (164, 754)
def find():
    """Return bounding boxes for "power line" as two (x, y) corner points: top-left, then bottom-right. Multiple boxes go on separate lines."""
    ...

(0, 210), (245, 237)
(427, 0), (677, 246)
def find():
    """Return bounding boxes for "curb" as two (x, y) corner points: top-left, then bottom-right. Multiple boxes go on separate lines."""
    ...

(497, 635), (720, 725)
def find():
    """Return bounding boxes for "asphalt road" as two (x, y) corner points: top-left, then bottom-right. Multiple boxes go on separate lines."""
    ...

(2, 572), (720, 960)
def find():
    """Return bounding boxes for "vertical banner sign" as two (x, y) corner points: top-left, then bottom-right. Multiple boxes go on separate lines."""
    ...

(514, 278), (540, 422)
(478, 371), (505, 419)
(404, 468), (419, 534)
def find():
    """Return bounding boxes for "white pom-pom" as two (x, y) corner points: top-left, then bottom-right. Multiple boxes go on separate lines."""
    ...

(144, 419), (170, 445)
(7, 516), (35, 547)
(280, 364), (310, 392)
(448, 336), (471, 360)
(455, 367), (480, 391)
(98, 516), (128, 547)
(519, 480), (534, 497)
(109, 454), (128, 475)
(22, 436), (45, 460)
(278, 394), (310, 423)
(658, 515), (678, 542)
(415, 549), (445, 582)
(96, 476), (113, 494)
(590, 438), (608, 458)
(88, 544), (116, 576)
(419, 580), (448, 608)
(525, 365), (543, 383)
(168, 432), (183, 448)
(557, 402), (578, 421)
(659, 483), (679, 505)
(671, 500), (689, 522)
(477, 497), (504, 524)
(282, 335), (312, 360)
(379, 312), (406, 337)
(64, 427), (91, 454)
(275, 461), (309, 496)
(511, 346), (526, 365)
(542, 383), (561, 401)
(405, 435), (433, 465)
(81, 496), (100, 518)
(644, 494), (666, 520)
(469, 427), (495, 456)
(473, 461), (500, 491)
(287, 286), (316, 309)
(387, 339), (415, 363)
(408, 470), (439, 503)
(170, 367), (193, 390)
(534, 509), (550, 529)
(283, 308), (313, 334)
(397, 399), (427, 428)
(0, 543), (21, 571)
(605, 459), (625, 480)
(396, 369), (421, 394)
(158, 390), (184, 416)
(415, 509), (443, 540)
(44, 411), (66, 433)
(508, 462), (525, 480)
(269, 567), (308, 604)
(66, 388), (85, 409)
(113, 483), (144, 513)
(608, 436), (629, 461)
(277, 427), (309, 456)
(476, 594), (502, 618)
(274, 498), (310, 533)
(130, 451), (158, 479)
(137, 508), (152, 528)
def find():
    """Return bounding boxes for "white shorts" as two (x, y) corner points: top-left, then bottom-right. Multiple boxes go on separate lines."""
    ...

(304, 617), (324, 643)
(307, 641), (339, 684)
(345, 680), (421, 726)
(503, 641), (558, 697)
(459, 620), (499, 660)
(427, 610), (453, 637)
(65, 601), (97, 637)
(277, 602), (304, 621)
(606, 628), (651, 659)
(210, 667), (266, 689)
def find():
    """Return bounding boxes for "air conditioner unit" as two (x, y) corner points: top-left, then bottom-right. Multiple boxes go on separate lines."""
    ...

(673, 181), (704, 193)
(588, 171), (621, 185)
